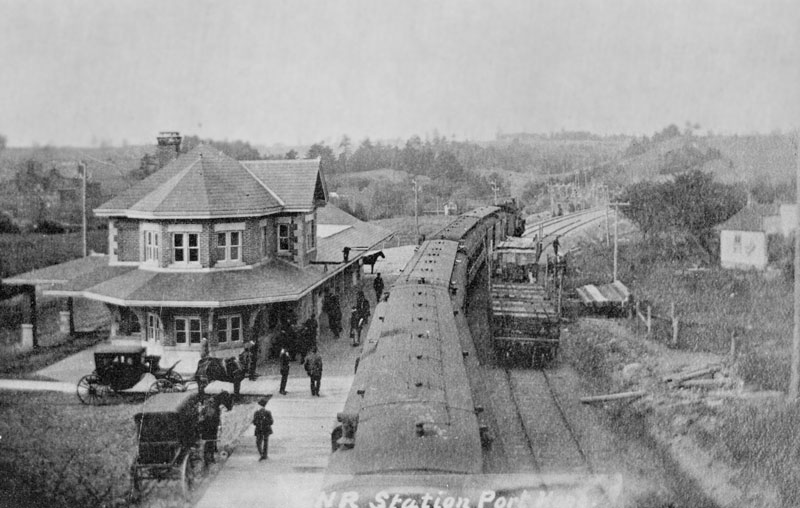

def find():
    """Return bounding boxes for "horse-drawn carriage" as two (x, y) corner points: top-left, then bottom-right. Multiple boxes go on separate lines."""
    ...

(129, 390), (231, 500)
(76, 345), (185, 405)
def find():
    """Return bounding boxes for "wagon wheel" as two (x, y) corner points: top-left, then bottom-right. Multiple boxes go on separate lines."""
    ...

(166, 371), (185, 389)
(548, 344), (559, 364)
(77, 374), (106, 405)
(147, 379), (175, 395)
(129, 463), (142, 502)
(179, 452), (196, 499)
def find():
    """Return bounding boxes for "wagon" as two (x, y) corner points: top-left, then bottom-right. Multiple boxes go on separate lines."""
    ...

(130, 391), (205, 500)
(76, 344), (185, 405)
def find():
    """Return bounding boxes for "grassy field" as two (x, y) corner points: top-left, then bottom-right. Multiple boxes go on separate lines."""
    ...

(568, 232), (798, 506)
(0, 391), (138, 508)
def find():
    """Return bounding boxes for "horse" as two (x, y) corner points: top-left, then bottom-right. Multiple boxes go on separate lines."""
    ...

(195, 356), (248, 396)
(361, 250), (385, 274)
(198, 390), (234, 465)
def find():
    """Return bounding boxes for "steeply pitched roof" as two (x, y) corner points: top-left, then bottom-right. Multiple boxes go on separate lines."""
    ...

(717, 203), (779, 232)
(240, 159), (326, 211)
(95, 147), (324, 219)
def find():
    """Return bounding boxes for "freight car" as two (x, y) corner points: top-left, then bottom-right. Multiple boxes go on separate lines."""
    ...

(322, 205), (520, 502)
(491, 237), (561, 366)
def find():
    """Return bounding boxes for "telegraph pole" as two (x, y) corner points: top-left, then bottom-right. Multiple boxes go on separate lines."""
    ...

(490, 181), (499, 205)
(412, 178), (420, 244)
(609, 202), (630, 282)
(80, 161), (87, 257)
(790, 131), (800, 399)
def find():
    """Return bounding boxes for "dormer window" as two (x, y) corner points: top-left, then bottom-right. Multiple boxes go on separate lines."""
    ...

(172, 232), (199, 264)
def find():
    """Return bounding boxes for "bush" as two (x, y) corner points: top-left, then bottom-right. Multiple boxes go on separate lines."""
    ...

(35, 220), (66, 234)
(0, 213), (20, 234)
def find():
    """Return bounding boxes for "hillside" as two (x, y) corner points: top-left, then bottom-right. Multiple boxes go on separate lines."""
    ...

(0, 145), (152, 196)
(604, 133), (796, 190)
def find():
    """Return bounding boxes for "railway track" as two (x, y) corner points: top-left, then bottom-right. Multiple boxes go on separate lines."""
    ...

(523, 207), (607, 243)
(505, 368), (592, 474)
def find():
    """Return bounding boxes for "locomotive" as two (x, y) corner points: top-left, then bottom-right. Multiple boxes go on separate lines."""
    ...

(322, 204), (521, 502)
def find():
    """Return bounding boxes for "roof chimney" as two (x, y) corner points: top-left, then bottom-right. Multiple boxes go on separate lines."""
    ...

(156, 131), (182, 169)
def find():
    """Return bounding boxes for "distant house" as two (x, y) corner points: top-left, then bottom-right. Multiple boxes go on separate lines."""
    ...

(4, 133), (393, 367)
(717, 203), (784, 270)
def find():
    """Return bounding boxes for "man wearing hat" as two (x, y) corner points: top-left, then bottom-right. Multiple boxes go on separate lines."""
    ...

(349, 305), (363, 347)
(253, 398), (273, 460)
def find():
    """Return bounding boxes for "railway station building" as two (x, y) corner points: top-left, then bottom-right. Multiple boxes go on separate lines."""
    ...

(3, 134), (393, 368)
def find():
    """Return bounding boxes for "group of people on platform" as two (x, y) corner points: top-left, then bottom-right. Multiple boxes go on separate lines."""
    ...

(206, 272), (386, 462)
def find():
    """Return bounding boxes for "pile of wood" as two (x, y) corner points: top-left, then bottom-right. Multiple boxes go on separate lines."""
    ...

(662, 364), (733, 390)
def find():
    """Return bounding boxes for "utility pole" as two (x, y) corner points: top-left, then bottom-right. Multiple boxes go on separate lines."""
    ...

(790, 131), (800, 399)
(490, 181), (499, 205)
(609, 202), (630, 282)
(412, 178), (420, 244)
(80, 161), (87, 257)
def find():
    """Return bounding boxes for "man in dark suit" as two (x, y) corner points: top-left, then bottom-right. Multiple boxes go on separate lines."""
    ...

(278, 348), (290, 395)
(253, 398), (273, 460)
(303, 347), (323, 396)
(373, 273), (385, 303)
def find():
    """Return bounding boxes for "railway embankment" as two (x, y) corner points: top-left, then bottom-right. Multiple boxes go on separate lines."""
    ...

(562, 317), (781, 508)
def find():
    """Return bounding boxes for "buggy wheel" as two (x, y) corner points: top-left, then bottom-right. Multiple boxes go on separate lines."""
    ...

(129, 463), (141, 501)
(167, 371), (185, 387)
(148, 379), (175, 395)
(77, 374), (105, 405)
(179, 452), (195, 499)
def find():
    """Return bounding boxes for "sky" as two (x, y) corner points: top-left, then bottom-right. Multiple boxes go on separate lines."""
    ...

(0, 0), (798, 147)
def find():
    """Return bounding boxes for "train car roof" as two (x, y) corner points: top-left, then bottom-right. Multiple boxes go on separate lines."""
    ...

(332, 284), (482, 475)
(396, 240), (458, 288)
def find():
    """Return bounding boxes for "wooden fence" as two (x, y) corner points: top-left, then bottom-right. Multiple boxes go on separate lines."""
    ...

(634, 300), (679, 347)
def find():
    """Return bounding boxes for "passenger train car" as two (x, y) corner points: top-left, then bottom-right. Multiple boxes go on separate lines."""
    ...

(321, 204), (521, 504)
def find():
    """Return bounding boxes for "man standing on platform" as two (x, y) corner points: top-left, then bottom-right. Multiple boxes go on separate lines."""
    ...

(373, 273), (384, 303)
(304, 347), (323, 396)
(349, 305), (363, 347)
(278, 348), (290, 395)
(253, 398), (273, 461)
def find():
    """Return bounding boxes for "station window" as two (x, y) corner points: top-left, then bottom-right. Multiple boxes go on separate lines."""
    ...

(216, 231), (241, 262)
(173, 233), (199, 263)
(175, 317), (201, 345)
(144, 230), (160, 263)
(277, 223), (291, 253)
(305, 216), (316, 251)
(216, 315), (242, 343)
